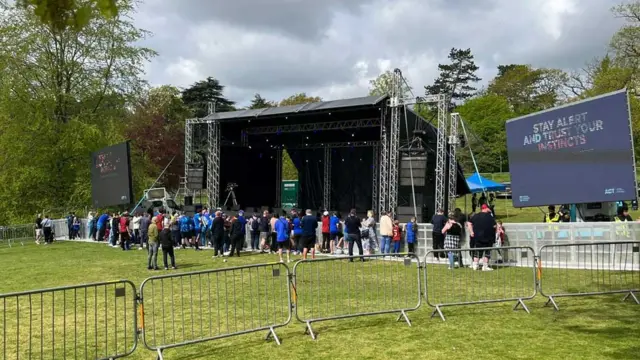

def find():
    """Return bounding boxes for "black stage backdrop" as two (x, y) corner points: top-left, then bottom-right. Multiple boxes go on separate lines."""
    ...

(219, 147), (277, 210)
(288, 146), (374, 212)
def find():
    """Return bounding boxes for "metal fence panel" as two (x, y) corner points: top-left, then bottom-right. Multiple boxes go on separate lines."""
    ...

(292, 254), (421, 340)
(139, 262), (292, 358)
(423, 246), (537, 321)
(538, 241), (640, 311)
(0, 280), (138, 360)
(0, 224), (33, 247)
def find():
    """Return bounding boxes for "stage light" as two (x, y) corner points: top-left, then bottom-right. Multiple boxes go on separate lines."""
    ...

(231, 142), (235, 145)
(360, 158), (362, 161)
(306, 160), (309, 163)
(266, 139), (269, 142)
(306, 136), (309, 140)
(248, 146), (252, 149)
(351, 133), (355, 137)
(342, 158), (344, 162)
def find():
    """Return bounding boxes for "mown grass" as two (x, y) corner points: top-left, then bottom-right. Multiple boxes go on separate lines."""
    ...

(0, 241), (639, 360)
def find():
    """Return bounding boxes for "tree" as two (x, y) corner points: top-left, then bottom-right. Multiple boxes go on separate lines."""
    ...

(16, 0), (118, 31)
(126, 85), (189, 190)
(368, 70), (412, 97)
(487, 64), (568, 115)
(0, 1), (154, 222)
(455, 94), (516, 173)
(181, 77), (235, 118)
(425, 48), (481, 110)
(279, 93), (321, 107)
(610, 2), (640, 70)
(248, 93), (276, 109)
(0, 0), (155, 123)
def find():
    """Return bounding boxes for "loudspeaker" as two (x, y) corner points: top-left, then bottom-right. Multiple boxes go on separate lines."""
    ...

(400, 155), (427, 187)
(187, 164), (204, 190)
(182, 205), (195, 217)
(184, 196), (193, 206)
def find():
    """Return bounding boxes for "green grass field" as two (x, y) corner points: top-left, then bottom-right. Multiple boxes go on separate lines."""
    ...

(1, 241), (639, 360)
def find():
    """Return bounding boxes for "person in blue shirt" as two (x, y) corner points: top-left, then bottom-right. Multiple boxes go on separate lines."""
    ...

(405, 217), (417, 254)
(300, 209), (318, 260)
(96, 213), (109, 242)
(275, 215), (291, 263)
(201, 210), (211, 247)
(291, 211), (303, 255)
(193, 210), (202, 246)
(179, 214), (192, 249)
(329, 212), (340, 254)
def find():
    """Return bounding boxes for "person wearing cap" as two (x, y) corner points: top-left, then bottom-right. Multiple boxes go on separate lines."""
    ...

(147, 217), (159, 270)
(321, 211), (330, 253)
(468, 204), (496, 271)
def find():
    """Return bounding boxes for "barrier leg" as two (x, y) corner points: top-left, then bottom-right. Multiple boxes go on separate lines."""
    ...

(156, 349), (164, 360)
(430, 305), (446, 322)
(304, 321), (317, 340)
(395, 310), (412, 327)
(513, 299), (530, 314)
(544, 296), (559, 311)
(622, 291), (639, 304)
(265, 326), (281, 345)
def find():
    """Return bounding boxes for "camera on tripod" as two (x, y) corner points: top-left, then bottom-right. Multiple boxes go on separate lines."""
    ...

(226, 182), (238, 192)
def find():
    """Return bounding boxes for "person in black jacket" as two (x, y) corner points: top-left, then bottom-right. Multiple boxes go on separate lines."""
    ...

(344, 209), (364, 262)
(301, 209), (318, 260)
(229, 213), (245, 257)
(258, 210), (271, 253)
(211, 211), (226, 257)
(159, 227), (176, 270)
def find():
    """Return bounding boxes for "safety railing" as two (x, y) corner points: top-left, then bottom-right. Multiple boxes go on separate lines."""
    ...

(538, 241), (640, 311)
(0, 224), (33, 247)
(139, 262), (292, 359)
(423, 246), (537, 321)
(0, 280), (137, 360)
(292, 253), (421, 340)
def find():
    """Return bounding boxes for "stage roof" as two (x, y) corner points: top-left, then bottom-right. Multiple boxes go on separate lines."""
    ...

(203, 95), (388, 122)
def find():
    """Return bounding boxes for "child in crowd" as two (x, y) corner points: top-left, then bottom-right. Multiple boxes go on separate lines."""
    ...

(392, 220), (402, 254)
(442, 213), (462, 269)
(405, 217), (417, 254)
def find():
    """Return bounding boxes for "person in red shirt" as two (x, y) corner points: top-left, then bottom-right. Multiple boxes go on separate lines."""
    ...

(119, 211), (131, 251)
(156, 209), (165, 231)
(321, 211), (330, 253)
(392, 220), (402, 254)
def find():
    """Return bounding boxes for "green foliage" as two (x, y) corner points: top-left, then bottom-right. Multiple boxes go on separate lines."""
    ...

(15, 0), (118, 31)
(279, 93), (321, 107)
(368, 70), (412, 97)
(181, 77), (236, 118)
(455, 94), (515, 173)
(487, 65), (568, 115)
(248, 93), (276, 109)
(425, 48), (481, 110)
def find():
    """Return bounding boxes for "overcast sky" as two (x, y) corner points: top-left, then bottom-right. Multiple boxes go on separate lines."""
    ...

(134, 0), (622, 106)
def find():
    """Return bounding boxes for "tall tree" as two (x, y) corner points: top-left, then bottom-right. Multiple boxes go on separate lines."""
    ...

(487, 64), (568, 115)
(279, 93), (321, 106)
(455, 94), (516, 173)
(610, 2), (640, 70)
(0, 0), (154, 222)
(425, 48), (481, 109)
(368, 70), (412, 98)
(248, 93), (276, 109)
(0, 0), (155, 123)
(181, 77), (235, 117)
(126, 85), (189, 190)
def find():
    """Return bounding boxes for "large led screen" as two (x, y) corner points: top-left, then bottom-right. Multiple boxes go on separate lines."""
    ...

(91, 142), (133, 207)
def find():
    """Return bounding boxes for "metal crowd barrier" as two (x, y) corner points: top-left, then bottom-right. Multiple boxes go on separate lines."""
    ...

(292, 253), (421, 340)
(538, 241), (640, 311)
(139, 262), (292, 359)
(424, 246), (537, 321)
(0, 224), (33, 247)
(0, 280), (137, 360)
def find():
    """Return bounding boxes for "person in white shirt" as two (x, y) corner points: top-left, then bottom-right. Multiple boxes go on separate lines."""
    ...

(132, 212), (141, 246)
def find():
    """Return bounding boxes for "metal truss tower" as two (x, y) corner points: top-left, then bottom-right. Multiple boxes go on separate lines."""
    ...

(433, 94), (448, 213)
(323, 146), (331, 210)
(184, 119), (194, 197)
(371, 144), (379, 212)
(207, 102), (221, 208)
(378, 107), (389, 217)
(448, 113), (460, 213)
(275, 148), (282, 207)
(387, 69), (403, 216)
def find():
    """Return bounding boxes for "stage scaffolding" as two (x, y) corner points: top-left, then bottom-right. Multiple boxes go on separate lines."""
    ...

(184, 74), (455, 213)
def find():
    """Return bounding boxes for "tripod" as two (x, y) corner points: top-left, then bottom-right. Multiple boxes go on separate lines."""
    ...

(223, 189), (238, 208)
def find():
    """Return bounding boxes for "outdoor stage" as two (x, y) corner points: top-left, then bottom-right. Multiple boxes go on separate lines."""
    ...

(185, 90), (469, 220)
